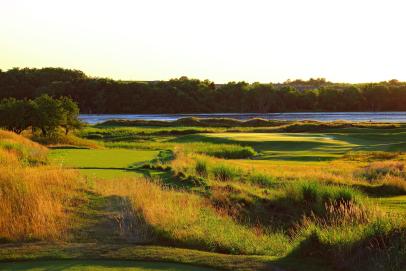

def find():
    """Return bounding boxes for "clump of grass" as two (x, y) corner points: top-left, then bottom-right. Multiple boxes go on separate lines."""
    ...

(343, 151), (401, 161)
(212, 164), (240, 182)
(195, 159), (208, 177)
(188, 143), (257, 159)
(294, 218), (406, 271)
(377, 175), (406, 195)
(283, 182), (367, 220)
(247, 173), (276, 187)
(358, 161), (405, 181)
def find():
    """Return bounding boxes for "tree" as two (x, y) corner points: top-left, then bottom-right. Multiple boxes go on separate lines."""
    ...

(0, 98), (35, 134)
(32, 94), (65, 136)
(59, 96), (81, 135)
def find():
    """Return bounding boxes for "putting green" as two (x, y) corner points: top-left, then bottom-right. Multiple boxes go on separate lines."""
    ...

(49, 148), (158, 179)
(0, 260), (217, 271)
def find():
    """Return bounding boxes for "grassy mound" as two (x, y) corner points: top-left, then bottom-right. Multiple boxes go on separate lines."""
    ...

(97, 178), (290, 256)
(0, 130), (48, 165)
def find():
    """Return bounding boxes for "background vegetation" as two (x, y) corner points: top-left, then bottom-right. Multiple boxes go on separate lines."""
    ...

(2, 67), (406, 113)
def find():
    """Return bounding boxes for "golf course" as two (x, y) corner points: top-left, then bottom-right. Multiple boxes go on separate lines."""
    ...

(1, 118), (406, 271)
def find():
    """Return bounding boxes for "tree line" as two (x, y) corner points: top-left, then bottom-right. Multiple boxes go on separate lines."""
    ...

(0, 94), (80, 136)
(1, 67), (406, 113)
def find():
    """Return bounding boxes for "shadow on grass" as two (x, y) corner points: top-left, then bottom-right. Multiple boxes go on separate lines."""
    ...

(0, 260), (218, 271)
(49, 146), (90, 150)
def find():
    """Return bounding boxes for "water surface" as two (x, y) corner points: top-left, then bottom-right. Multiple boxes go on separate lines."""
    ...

(79, 112), (406, 124)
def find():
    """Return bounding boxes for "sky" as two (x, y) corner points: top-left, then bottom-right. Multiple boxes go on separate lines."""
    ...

(1, 0), (406, 83)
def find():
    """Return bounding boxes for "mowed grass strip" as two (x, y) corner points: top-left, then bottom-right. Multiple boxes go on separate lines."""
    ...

(49, 148), (158, 179)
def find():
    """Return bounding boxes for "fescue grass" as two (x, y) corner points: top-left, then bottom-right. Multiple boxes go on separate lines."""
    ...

(31, 133), (101, 149)
(96, 178), (291, 256)
(195, 159), (208, 177)
(212, 164), (240, 182)
(246, 172), (276, 187)
(0, 130), (85, 242)
(0, 130), (48, 165)
(358, 161), (405, 181)
(186, 143), (257, 159)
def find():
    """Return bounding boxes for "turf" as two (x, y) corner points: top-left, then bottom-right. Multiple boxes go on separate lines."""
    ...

(49, 148), (158, 179)
(179, 132), (406, 161)
(0, 260), (217, 271)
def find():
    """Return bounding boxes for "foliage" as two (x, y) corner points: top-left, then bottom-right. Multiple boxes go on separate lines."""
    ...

(3, 67), (406, 113)
(0, 94), (81, 136)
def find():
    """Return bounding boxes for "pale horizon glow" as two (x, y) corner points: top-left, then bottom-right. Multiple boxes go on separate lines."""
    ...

(1, 0), (406, 83)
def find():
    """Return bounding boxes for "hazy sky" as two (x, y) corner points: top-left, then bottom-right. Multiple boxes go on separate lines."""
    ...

(1, 0), (405, 83)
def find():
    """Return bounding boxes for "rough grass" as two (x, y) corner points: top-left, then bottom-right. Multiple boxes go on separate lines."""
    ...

(185, 143), (256, 159)
(96, 178), (291, 256)
(0, 131), (85, 242)
(31, 133), (101, 149)
(0, 130), (48, 165)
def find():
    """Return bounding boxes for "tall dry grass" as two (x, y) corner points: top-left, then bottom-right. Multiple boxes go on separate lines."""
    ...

(0, 130), (48, 165)
(97, 178), (290, 255)
(0, 130), (84, 242)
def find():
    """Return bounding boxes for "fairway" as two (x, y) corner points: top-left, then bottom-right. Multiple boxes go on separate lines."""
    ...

(0, 260), (217, 271)
(197, 133), (354, 161)
(199, 132), (406, 161)
(49, 148), (158, 179)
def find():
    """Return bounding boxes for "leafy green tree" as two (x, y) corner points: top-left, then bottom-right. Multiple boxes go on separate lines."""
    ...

(0, 98), (35, 134)
(59, 96), (81, 135)
(32, 94), (65, 136)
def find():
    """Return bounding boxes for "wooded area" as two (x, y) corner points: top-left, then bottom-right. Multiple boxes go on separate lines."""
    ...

(1, 67), (406, 113)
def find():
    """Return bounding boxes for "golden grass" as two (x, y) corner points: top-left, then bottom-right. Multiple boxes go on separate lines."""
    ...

(0, 130), (85, 242)
(96, 178), (290, 255)
(0, 130), (48, 164)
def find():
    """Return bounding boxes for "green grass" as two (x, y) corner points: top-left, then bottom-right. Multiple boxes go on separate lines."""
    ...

(177, 132), (406, 161)
(49, 148), (158, 179)
(4, 122), (406, 271)
(0, 260), (217, 271)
